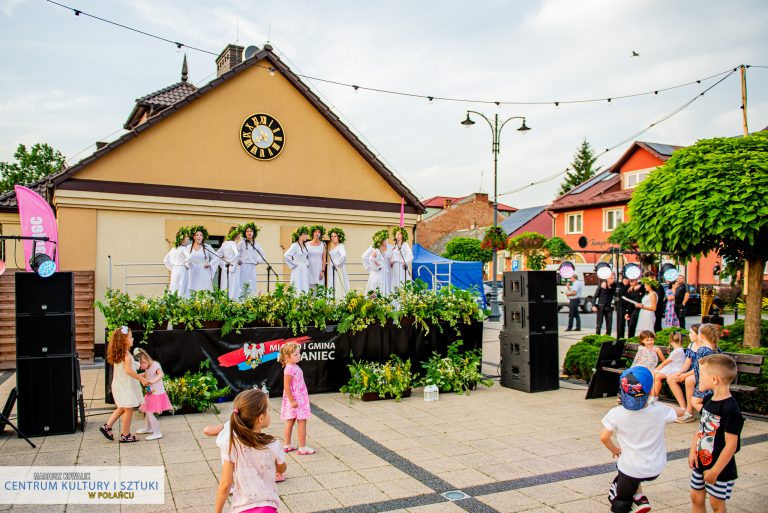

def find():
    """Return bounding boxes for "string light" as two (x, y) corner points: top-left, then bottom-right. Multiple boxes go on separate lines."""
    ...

(41, 1), (762, 108)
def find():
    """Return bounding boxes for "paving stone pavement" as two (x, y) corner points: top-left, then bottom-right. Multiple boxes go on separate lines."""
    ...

(1, 322), (767, 512)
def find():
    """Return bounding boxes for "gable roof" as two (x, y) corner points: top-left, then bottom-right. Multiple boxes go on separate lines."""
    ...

(500, 205), (547, 234)
(0, 46), (423, 213)
(422, 194), (516, 212)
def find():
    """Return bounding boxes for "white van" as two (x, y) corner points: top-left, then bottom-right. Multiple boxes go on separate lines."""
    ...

(544, 263), (599, 312)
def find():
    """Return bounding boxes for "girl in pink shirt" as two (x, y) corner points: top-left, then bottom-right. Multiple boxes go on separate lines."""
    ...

(279, 343), (314, 455)
(214, 389), (287, 513)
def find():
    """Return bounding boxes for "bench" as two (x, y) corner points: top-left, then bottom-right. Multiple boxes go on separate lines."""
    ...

(586, 340), (764, 399)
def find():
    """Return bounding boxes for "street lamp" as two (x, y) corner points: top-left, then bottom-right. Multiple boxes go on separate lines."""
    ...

(461, 111), (530, 321)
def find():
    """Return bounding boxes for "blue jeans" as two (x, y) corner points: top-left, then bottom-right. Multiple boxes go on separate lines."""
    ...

(567, 298), (581, 330)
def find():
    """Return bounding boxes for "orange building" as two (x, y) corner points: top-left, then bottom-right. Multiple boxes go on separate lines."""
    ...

(547, 141), (723, 285)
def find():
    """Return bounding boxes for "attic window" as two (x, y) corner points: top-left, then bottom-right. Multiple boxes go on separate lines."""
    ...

(624, 169), (651, 189)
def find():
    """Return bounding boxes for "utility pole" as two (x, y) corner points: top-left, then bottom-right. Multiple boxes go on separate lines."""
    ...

(740, 64), (749, 136)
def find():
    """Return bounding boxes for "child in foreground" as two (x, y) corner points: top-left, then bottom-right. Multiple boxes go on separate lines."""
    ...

(689, 354), (743, 513)
(279, 342), (314, 454)
(133, 348), (173, 440)
(600, 366), (681, 513)
(214, 389), (287, 513)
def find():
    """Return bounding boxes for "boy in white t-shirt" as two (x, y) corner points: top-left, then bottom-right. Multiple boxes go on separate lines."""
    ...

(600, 366), (683, 513)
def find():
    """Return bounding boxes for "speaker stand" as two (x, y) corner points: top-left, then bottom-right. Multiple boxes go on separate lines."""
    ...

(0, 389), (36, 448)
(74, 355), (86, 432)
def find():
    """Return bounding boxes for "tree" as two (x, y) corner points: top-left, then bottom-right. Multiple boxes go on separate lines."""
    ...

(0, 143), (66, 194)
(442, 237), (493, 263)
(543, 236), (574, 260)
(558, 139), (602, 195)
(508, 232), (574, 270)
(607, 222), (657, 269)
(622, 132), (768, 347)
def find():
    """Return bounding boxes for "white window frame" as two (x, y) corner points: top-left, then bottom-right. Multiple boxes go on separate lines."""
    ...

(603, 207), (624, 232)
(624, 167), (653, 189)
(565, 212), (583, 235)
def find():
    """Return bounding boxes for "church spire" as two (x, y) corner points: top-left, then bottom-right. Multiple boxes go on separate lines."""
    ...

(181, 54), (188, 82)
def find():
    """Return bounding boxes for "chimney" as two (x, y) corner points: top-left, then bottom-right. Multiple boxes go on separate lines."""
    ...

(216, 44), (244, 77)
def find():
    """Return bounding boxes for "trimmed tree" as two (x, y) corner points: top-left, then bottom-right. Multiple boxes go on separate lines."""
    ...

(507, 233), (574, 270)
(558, 139), (602, 195)
(0, 143), (66, 194)
(442, 237), (493, 263)
(623, 132), (768, 347)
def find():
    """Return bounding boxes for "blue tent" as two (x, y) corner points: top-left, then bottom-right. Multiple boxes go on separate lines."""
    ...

(411, 244), (486, 307)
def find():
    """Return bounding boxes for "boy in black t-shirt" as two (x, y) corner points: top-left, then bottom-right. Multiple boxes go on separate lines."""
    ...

(689, 354), (744, 513)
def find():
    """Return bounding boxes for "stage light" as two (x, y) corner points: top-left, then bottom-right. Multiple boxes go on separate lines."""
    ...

(660, 262), (679, 282)
(30, 252), (56, 278)
(558, 261), (576, 279)
(622, 263), (642, 280)
(595, 262), (613, 280)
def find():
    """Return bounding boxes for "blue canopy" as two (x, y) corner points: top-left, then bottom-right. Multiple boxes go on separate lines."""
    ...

(411, 244), (486, 307)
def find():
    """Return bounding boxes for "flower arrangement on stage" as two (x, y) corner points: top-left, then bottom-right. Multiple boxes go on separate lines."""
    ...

(419, 340), (492, 395)
(480, 225), (508, 251)
(291, 225), (310, 243)
(163, 360), (231, 414)
(328, 227), (346, 243)
(340, 354), (416, 401)
(371, 229), (389, 248)
(391, 226), (408, 242)
(97, 279), (485, 340)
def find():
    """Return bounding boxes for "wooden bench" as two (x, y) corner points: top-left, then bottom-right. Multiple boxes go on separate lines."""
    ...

(586, 340), (764, 399)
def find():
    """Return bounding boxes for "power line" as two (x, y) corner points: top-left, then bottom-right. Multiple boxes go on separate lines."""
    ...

(42, 1), (761, 108)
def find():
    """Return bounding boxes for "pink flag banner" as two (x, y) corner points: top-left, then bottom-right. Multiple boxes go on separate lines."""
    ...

(14, 185), (59, 271)
(399, 197), (405, 228)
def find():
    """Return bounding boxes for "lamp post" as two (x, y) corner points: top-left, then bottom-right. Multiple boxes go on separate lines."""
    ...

(461, 111), (530, 321)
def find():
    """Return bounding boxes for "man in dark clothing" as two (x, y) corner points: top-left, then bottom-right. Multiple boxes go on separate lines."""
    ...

(592, 273), (617, 336)
(623, 279), (644, 338)
(673, 275), (690, 328)
(616, 277), (630, 339)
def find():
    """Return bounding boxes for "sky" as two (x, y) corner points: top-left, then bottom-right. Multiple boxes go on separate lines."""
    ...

(1, 0), (767, 208)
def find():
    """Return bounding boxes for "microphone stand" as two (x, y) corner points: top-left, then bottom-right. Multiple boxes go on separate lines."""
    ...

(202, 244), (230, 292)
(394, 243), (412, 281)
(250, 242), (279, 293)
(325, 242), (347, 297)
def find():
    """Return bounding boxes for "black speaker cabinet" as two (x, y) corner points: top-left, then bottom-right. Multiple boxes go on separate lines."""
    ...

(15, 272), (74, 315)
(16, 313), (75, 357)
(499, 331), (559, 393)
(16, 355), (77, 436)
(503, 271), (557, 303)
(503, 301), (558, 333)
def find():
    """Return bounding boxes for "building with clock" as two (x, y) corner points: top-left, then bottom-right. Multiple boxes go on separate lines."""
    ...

(0, 44), (423, 357)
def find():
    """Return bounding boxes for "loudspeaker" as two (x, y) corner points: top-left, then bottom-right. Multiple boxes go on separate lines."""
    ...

(503, 271), (558, 303)
(503, 301), (558, 333)
(16, 355), (77, 436)
(15, 313), (75, 357)
(499, 331), (559, 392)
(15, 272), (74, 315)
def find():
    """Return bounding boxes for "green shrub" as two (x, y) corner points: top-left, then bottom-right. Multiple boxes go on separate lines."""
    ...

(563, 342), (600, 381)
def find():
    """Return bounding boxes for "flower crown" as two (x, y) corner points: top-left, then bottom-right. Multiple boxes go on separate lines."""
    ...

(291, 225), (311, 243)
(241, 222), (260, 239)
(640, 277), (659, 289)
(309, 225), (326, 238)
(188, 225), (209, 242)
(372, 229), (389, 248)
(328, 227), (346, 243)
(173, 227), (191, 247)
(226, 225), (243, 241)
(391, 227), (409, 242)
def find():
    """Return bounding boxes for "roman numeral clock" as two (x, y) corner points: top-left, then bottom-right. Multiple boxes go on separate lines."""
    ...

(240, 113), (285, 160)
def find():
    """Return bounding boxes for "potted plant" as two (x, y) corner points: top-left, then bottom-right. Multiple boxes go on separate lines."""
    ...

(481, 225), (508, 251)
(420, 340), (493, 395)
(340, 354), (416, 401)
(163, 360), (232, 414)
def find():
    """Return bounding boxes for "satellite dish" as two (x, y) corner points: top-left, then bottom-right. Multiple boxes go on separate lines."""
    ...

(578, 236), (588, 248)
(244, 46), (259, 60)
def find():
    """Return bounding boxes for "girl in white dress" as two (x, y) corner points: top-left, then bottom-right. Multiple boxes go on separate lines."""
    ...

(651, 332), (686, 405)
(326, 227), (350, 298)
(284, 226), (311, 293)
(185, 227), (219, 293)
(306, 225), (326, 289)
(634, 278), (658, 333)
(218, 226), (241, 299)
(163, 227), (190, 297)
(366, 230), (390, 294)
(389, 227), (413, 292)
(238, 223), (266, 297)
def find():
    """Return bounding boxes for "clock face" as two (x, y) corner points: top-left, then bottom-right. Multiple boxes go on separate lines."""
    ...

(240, 113), (285, 160)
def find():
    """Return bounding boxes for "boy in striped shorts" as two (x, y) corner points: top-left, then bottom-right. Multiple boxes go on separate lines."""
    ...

(689, 354), (743, 513)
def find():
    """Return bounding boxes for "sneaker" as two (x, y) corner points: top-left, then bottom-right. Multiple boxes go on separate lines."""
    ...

(676, 411), (695, 423)
(648, 396), (658, 404)
(145, 432), (163, 441)
(630, 495), (651, 513)
(135, 428), (152, 434)
(297, 446), (315, 455)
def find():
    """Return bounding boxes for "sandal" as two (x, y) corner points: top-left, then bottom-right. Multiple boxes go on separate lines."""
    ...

(283, 445), (298, 453)
(298, 447), (315, 455)
(119, 433), (139, 443)
(99, 424), (114, 441)
(275, 472), (286, 483)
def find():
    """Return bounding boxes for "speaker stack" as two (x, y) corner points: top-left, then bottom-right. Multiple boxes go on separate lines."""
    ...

(15, 272), (80, 436)
(499, 270), (560, 393)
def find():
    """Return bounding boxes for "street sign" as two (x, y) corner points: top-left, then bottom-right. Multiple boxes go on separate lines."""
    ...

(512, 259), (520, 271)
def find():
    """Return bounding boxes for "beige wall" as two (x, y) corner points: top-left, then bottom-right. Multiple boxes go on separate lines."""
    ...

(74, 60), (401, 203)
(57, 207), (96, 270)
(0, 213), (24, 270)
